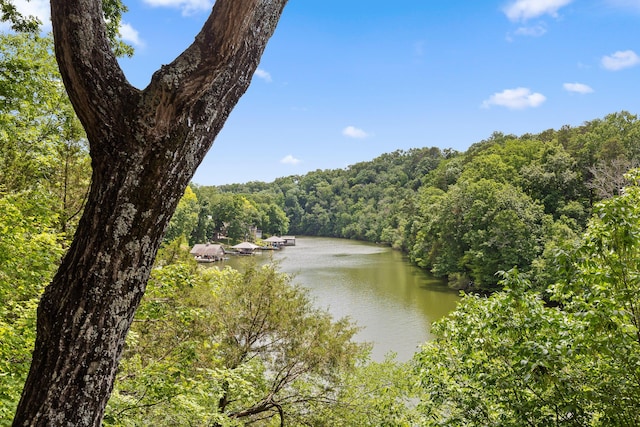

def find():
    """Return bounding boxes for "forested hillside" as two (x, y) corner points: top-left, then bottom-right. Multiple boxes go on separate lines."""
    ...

(204, 111), (640, 290)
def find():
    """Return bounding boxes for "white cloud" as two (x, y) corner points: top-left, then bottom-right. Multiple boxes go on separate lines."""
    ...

(119, 22), (145, 47)
(482, 87), (546, 109)
(563, 82), (594, 94)
(254, 68), (272, 83)
(503, 0), (573, 21)
(601, 50), (640, 71)
(0, 0), (50, 31)
(280, 155), (301, 165)
(514, 24), (547, 37)
(143, 0), (213, 15)
(342, 126), (370, 139)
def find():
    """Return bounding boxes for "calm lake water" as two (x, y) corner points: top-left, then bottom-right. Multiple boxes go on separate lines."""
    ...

(221, 236), (460, 362)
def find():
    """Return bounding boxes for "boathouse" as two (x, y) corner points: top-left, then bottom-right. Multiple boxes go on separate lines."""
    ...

(231, 241), (260, 255)
(281, 236), (296, 246)
(263, 236), (286, 248)
(190, 243), (225, 262)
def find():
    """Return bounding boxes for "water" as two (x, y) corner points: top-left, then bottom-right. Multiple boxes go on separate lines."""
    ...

(220, 236), (460, 362)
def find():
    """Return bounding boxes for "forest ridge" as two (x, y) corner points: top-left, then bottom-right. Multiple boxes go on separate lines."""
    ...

(180, 110), (640, 291)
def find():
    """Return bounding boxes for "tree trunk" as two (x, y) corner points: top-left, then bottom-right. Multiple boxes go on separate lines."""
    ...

(12, 0), (287, 425)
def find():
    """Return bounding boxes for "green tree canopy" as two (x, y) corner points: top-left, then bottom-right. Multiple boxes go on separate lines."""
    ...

(106, 260), (369, 425)
(415, 169), (640, 426)
(0, 33), (91, 236)
(0, 190), (64, 422)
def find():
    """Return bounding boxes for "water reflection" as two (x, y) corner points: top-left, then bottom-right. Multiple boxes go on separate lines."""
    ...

(217, 236), (460, 362)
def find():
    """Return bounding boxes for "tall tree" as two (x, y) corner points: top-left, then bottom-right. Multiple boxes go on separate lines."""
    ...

(105, 261), (364, 425)
(415, 170), (640, 426)
(12, 0), (288, 425)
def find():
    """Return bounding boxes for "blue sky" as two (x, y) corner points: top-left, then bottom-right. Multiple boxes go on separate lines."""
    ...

(9, 0), (640, 185)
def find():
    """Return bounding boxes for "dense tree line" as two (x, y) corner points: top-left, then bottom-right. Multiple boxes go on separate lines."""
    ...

(216, 146), (447, 246)
(415, 169), (640, 426)
(161, 183), (290, 246)
(210, 112), (640, 290)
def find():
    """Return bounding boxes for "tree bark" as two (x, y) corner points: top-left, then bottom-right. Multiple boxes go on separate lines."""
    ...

(12, 0), (287, 425)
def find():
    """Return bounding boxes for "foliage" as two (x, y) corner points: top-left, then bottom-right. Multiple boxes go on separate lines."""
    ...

(0, 32), (90, 237)
(190, 186), (290, 244)
(0, 32), (87, 422)
(2, 25), (640, 420)
(0, 189), (64, 423)
(101, 0), (135, 57)
(0, 197), (415, 427)
(213, 147), (446, 249)
(164, 186), (200, 243)
(0, 0), (133, 56)
(414, 170), (640, 426)
(303, 355), (424, 426)
(105, 261), (378, 425)
(413, 179), (548, 290)
(0, 0), (40, 32)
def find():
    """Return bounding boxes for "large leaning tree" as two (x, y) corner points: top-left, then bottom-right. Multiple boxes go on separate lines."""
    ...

(11, 0), (288, 425)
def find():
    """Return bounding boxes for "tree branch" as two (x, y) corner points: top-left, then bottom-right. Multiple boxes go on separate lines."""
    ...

(143, 0), (287, 149)
(50, 0), (137, 147)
